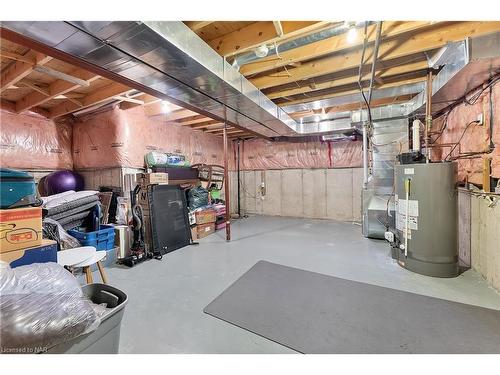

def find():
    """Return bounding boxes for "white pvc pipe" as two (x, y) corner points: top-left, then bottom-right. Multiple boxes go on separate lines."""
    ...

(412, 119), (421, 152)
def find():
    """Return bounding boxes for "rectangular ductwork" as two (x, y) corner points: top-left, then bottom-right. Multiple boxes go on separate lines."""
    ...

(406, 31), (500, 116)
(1, 21), (298, 138)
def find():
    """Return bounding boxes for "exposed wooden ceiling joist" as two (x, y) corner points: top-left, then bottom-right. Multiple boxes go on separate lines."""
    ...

(15, 69), (99, 113)
(266, 59), (429, 100)
(277, 75), (427, 107)
(49, 82), (131, 118)
(240, 21), (435, 77)
(144, 103), (193, 118)
(177, 114), (212, 126)
(0, 51), (34, 64)
(208, 21), (329, 57)
(251, 21), (500, 90)
(119, 94), (161, 110)
(184, 21), (214, 31)
(190, 120), (221, 129)
(33, 65), (92, 86)
(0, 50), (52, 93)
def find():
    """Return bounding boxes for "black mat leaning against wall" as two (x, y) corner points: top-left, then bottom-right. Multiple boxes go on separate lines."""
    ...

(204, 261), (500, 354)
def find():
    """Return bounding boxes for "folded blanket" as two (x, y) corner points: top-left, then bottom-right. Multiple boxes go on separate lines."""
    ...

(45, 195), (99, 217)
(56, 210), (91, 226)
(43, 190), (98, 210)
(49, 202), (99, 223)
(40, 190), (75, 207)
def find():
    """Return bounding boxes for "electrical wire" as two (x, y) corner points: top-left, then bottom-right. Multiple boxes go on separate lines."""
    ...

(443, 120), (480, 161)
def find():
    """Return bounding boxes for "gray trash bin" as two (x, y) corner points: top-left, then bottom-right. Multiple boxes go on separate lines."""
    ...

(46, 283), (128, 354)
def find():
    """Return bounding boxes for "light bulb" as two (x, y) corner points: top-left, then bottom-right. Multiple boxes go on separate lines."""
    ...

(347, 27), (357, 44)
(161, 100), (171, 113)
(255, 44), (269, 58)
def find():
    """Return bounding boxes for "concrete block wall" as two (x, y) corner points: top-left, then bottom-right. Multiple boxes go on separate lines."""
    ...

(229, 168), (363, 222)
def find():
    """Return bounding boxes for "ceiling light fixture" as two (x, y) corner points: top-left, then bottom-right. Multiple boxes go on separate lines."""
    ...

(161, 100), (171, 113)
(346, 27), (358, 44)
(254, 44), (269, 58)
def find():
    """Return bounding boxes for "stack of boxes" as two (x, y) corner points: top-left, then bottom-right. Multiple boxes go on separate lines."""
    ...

(190, 209), (216, 240)
(0, 206), (57, 267)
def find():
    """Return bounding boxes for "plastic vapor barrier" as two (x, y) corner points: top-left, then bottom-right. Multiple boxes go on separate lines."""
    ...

(73, 106), (224, 169)
(0, 109), (73, 170)
(234, 138), (363, 170)
(431, 83), (500, 184)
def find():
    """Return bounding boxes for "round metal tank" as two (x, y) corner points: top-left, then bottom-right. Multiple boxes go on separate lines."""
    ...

(394, 162), (458, 277)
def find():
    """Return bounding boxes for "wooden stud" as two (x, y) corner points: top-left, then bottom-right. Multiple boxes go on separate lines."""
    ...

(483, 158), (491, 192)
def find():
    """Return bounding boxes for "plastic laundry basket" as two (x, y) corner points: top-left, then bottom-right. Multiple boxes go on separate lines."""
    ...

(45, 283), (128, 354)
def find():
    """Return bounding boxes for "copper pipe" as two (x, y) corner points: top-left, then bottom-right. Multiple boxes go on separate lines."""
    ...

(425, 70), (433, 162)
(223, 121), (231, 241)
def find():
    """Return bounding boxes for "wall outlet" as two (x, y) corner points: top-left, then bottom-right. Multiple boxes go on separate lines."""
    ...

(477, 113), (484, 125)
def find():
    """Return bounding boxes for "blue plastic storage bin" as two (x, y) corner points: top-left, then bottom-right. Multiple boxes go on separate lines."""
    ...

(68, 225), (116, 251)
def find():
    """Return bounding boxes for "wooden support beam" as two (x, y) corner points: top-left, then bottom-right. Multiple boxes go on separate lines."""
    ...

(190, 120), (221, 129)
(266, 60), (429, 100)
(251, 21), (500, 90)
(290, 94), (415, 118)
(113, 95), (145, 105)
(49, 82), (131, 118)
(17, 80), (50, 96)
(15, 70), (99, 113)
(212, 129), (245, 136)
(177, 114), (212, 126)
(280, 76), (425, 107)
(273, 21), (284, 37)
(205, 126), (232, 133)
(208, 21), (328, 57)
(33, 65), (91, 86)
(0, 51), (34, 64)
(119, 94), (161, 110)
(0, 51), (51, 93)
(185, 21), (214, 31)
(145, 103), (195, 118)
(240, 21), (434, 76)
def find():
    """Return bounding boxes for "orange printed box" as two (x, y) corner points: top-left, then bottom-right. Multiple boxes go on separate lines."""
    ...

(0, 207), (42, 253)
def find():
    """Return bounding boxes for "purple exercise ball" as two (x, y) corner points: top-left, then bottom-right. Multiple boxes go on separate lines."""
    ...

(44, 170), (85, 195)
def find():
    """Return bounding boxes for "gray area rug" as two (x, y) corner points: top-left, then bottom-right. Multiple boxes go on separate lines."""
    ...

(204, 261), (500, 353)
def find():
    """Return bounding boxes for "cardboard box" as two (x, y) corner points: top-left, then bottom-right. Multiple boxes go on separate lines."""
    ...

(0, 207), (42, 253)
(136, 172), (168, 186)
(0, 239), (57, 268)
(190, 225), (198, 241)
(195, 209), (216, 225)
(194, 223), (215, 239)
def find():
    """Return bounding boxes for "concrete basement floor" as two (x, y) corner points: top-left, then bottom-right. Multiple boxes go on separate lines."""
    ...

(104, 215), (500, 353)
